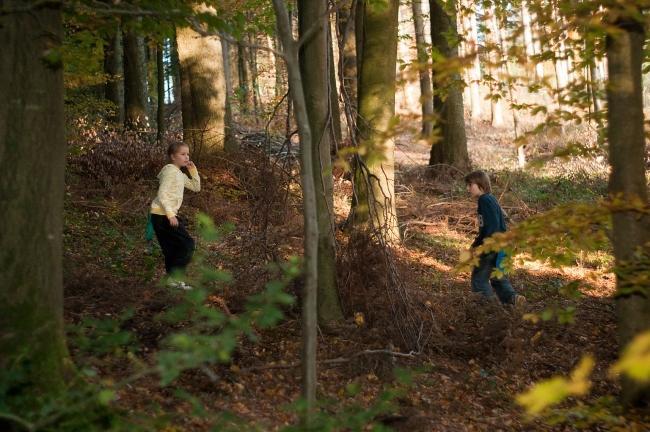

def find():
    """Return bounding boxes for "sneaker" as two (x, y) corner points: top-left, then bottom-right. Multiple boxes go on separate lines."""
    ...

(514, 295), (527, 309)
(167, 279), (192, 290)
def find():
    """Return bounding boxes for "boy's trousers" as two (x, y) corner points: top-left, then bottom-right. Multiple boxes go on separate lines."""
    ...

(151, 214), (195, 274)
(471, 252), (516, 304)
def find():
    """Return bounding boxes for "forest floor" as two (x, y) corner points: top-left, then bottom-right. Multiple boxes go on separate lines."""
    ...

(62, 119), (650, 431)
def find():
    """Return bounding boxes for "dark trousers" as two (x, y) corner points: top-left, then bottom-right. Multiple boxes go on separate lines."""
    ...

(471, 252), (516, 304)
(151, 214), (195, 274)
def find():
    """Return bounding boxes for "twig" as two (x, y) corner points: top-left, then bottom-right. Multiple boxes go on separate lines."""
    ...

(240, 349), (417, 372)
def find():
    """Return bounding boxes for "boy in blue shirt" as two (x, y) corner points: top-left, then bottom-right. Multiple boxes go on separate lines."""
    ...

(465, 170), (525, 306)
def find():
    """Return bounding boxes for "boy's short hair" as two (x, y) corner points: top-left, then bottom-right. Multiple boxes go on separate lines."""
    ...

(464, 170), (492, 193)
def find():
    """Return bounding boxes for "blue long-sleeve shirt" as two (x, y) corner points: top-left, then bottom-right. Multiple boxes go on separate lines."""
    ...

(472, 193), (507, 248)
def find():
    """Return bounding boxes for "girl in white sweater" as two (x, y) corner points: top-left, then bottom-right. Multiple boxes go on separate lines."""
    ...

(150, 142), (200, 288)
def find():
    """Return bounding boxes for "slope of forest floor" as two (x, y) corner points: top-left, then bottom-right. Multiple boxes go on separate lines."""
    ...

(62, 120), (650, 431)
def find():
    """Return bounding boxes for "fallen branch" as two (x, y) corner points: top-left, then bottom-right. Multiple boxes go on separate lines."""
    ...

(239, 349), (418, 373)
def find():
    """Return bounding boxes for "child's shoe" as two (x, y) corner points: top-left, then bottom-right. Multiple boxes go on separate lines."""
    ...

(514, 295), (527, 310)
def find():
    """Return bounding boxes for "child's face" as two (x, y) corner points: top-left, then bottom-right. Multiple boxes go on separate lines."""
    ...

(467, 182), (484, 198)
(171, 146), (190, 168)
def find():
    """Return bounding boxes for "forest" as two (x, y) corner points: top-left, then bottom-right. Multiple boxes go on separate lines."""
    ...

(1, 0), (650, 430)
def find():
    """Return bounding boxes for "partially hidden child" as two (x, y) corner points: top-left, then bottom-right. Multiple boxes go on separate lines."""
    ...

(465, 170), (525, 307)
(150, 142), (201, 290)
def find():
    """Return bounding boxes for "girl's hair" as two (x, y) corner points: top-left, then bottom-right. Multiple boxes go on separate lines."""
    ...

(167, 142), (189, 158)
(464, 170), (492, 193)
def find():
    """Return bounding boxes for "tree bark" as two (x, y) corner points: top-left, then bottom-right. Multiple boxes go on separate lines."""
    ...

(104, 20), (125, 124)
(170, 31), (182, 104)
(428, 0), (469, 171)
(0, 1), (69, 394)
(299, 0), (344, 326)
(337, 0), (358, 118)
(484, 7), (504, 127)
(123, 25), (149, 129)
(221, 37), (238, 152)
(463, 1), (482, 121)
(411, 0), (434, 139)
(606, 16), (650, 407)
(237, 41), (251, 115)
(353, 0), (400, 243)
(176, 19), (227, 157)
(156, 42), (165, 144)
(328, 25), (343, 147)
(273, 0), (320, 421)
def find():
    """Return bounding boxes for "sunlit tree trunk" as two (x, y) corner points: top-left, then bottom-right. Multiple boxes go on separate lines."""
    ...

(429, 0), (469, 171)
(272, 0), (320, 421)
(337, 0), (358, 135)
(353, 0), (400, 243)
(463, 1), (482, 121)
(104, 21), (125, 124)
(123, 25), (149, 129)
(412, 0), (434, 139)
(177, 19), (227, 156)
(0, 1), (70, 396)
(606, 13), (650, 407)
(298, 0), (344, 325)
(484, 7), (504, 128)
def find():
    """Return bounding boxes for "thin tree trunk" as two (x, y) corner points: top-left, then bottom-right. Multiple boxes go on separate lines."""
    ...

(337, 0), (358, 139)
(156, 42), (165, 144)
(170, 31), (182, 104)
(412, 0), (434, 139)
(237, 41), (251, 115)
(485, 8), (504, 127)
(123, 26), (149, 129)
(606, 14), (650, 407)
(299, 0), (344, 326)
(176, 18), (227, 157)
(328, 25), (343, 147)
(464, 2), (482, 121)
(247, 33), (261, 126)
(272, 0), (320, 421)
(353, 0), (400, 243)
(0, 1), (69, 394)
(428, 0), (469, 171)
(104, 21), (125, 124)
(221, 38), (237, 152)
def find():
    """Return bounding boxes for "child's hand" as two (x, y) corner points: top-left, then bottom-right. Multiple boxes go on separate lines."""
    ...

(168, 215), (179, 227)
(187, 161), (196, 170)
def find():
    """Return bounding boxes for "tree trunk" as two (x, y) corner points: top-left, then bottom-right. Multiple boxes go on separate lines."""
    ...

(221, 38), (238, 152)
(464, 1), (482, 121)
(484, 8), (504, 127)
(0, 1), (69, 395)
(104, 21), (125, 124)
(353, 0), (400, 243)
(606, 15), (650, 407)
(337, 0), (358, 140)
(156, 42), (165, 144)
(411, 0), (434, 139)
(299, 0), (344, 326)
(247, 33), (261, 126)
(123, 26), (149, 129)
(273, 0), (320, 421)
(328, 25), (343, 147)
(176, 20), (227, 157)
(237, 41), (251, 115)
(170, 31), (182, 104)
(428, 0), (469, 171)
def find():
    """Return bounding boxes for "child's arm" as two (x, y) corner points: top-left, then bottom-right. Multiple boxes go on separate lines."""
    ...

(184, 162), (201, 192)
(472, 197), (500, 248)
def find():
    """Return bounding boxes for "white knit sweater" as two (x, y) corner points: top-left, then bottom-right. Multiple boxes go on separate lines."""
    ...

(150, 164), (200, 218)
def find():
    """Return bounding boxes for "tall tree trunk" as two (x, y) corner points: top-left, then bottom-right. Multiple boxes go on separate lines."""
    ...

(484, 7), (504, 127)
(412, 0), (434, 139)
(221, 38), (237, 152)
(170, 31), (182, 104)
(353, 0), (400, 243)
(176, 21), (227, 157)
(337, 0), (358, 139)
(428, 0), (469, 171)
(0, 1), (69, 395)
(272, 0), (320, 421)
(521, 1), (539, 80)
(299, 0), (344, 326)
(606, 14), (650, 407)
(104, 21), (125, 124)
(328, 25), (343, 147)
(237, 41), (251, 115)
(247, 33), (261, 126)
(464, 1), (482, 121)
(123, 26), (149, 129)
(156, 42), (165, 144)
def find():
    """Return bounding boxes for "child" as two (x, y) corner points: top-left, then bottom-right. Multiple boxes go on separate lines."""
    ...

(150, 142), (201, 289)
(465, 170), (524, 306)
